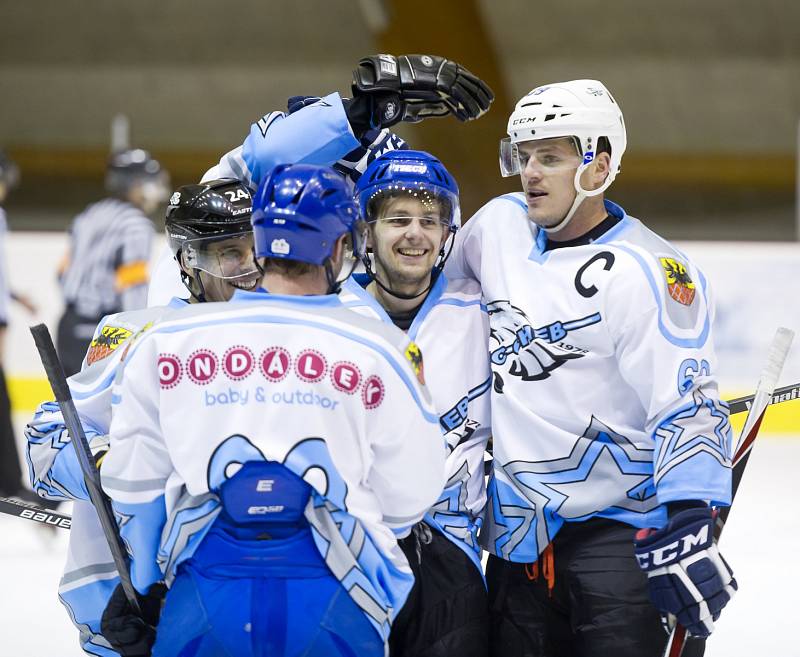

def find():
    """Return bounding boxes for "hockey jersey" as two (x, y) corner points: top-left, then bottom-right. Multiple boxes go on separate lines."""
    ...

(340, 273), (491, 571)
(25, 298), (186, 657)
(446, 195), (733, 563)
(25, 299), (186, 656)
(100, 291), (446, 642)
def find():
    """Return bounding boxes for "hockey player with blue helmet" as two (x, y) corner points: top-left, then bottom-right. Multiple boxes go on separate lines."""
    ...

(343, 151), (492, 657)
(98, 163), (446, 657)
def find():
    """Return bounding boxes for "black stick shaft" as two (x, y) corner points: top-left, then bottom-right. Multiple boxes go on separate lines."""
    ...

(29, 323), (141, 615)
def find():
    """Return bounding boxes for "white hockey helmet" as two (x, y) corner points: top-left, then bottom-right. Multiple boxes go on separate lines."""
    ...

(500, 80), (626, 232)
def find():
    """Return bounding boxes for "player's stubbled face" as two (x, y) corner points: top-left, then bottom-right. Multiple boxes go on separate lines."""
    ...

(371, 196), (449, 294)
(518, 137), (583, 228)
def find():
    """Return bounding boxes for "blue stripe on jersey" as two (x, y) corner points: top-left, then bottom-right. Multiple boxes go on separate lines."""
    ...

(71, 369), (116, 400)
(408, 273), (447, 341)
(613, 243), (710, 348)
(126, 310), (439, 424)
(498, 192), (527, 211)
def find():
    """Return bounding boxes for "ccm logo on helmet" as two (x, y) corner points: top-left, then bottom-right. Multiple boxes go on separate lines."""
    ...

(635, 524), (710, 568)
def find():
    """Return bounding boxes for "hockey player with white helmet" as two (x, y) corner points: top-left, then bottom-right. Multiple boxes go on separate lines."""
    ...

(447, 80), (736, 655)
(344, 150), (491, 656)
(98, 164), (446, 657)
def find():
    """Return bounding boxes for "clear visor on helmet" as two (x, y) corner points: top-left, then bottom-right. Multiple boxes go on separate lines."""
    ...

(363, 183), (457, 231)
(499, 136), (583, 177)
(180, 231), (258, 280)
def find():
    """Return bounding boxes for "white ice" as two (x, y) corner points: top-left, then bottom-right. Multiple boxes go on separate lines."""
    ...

(1, 436), (798, 656)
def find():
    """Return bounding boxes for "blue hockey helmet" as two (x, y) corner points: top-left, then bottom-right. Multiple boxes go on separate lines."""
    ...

(355, 149), (460, 230)
(252, 164), (365, 270)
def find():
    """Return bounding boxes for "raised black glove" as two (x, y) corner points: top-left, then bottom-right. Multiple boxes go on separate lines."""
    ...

(351, 54), (494, 128)
(100, 582), (167, 657)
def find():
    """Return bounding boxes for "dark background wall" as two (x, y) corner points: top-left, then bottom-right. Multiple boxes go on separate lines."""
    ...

(1, 0), (798, 239)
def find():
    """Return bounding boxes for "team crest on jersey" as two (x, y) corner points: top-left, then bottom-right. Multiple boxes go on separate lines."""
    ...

(404, 342), (425, 385)
(660, 257), (695, 306)
(86, 326), (133, 364)
(487, 301), (599, 384)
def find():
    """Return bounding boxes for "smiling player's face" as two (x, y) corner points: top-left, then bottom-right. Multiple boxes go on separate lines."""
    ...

(369, 195), (449, 296)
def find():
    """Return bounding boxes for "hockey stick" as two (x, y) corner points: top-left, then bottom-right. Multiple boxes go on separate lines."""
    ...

(0, 495), (72, 529)
(663, 326), (795, 657)
(29, 323), (141, 615)
(727, 381), (799, 416)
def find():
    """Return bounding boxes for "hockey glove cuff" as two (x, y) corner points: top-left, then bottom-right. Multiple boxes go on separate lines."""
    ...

(351, 54), (494, 129)
(634, 507), (737, 638)
(101, 581), (167, 656)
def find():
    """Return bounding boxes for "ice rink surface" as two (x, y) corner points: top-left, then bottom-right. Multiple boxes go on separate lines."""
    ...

(1, 433), (798, 656)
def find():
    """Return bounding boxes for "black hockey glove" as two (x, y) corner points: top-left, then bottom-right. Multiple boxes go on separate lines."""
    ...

(350, 54), (494, 129)
(101, 582), (167, 657)
(634, 507), (737, 638)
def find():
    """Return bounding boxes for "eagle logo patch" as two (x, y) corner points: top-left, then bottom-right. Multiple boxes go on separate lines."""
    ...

(660, 257), (696, 306)
(404, 341), (425, 385)
(86, 326), (133, 365)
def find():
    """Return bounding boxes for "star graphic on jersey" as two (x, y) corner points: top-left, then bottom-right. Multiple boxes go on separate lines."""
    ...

(654, 388), (731, 484)
(498, 417), (659, 553)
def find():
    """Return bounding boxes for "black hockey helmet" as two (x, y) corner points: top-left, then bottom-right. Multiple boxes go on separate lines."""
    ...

(105, 148), (169, 202)
(166, 179), (259, 296)
(0, 150), (20, 190)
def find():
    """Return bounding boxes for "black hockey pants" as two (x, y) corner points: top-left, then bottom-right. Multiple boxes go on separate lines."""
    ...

(486, 517), (706, 657)
(390, 522), (490, 657)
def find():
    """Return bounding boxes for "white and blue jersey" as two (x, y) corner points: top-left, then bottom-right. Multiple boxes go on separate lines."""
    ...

(25, 298), (186, 656)
(340, 273), (491, 572)
(447, 195), (733, 563)
(100, 291), (446, 644)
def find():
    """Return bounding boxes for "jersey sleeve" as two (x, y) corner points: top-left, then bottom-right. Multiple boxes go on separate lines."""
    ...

(202, 92), (360, 190)
(365, 339), (447, 535)
(24, 315), (124, 501)
(610, 255), (733, 508)
(101, 332), (171, 594)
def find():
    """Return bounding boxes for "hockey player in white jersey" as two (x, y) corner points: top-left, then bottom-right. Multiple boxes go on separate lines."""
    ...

(97, 164), (446, 657)
(446, 80), (736, 656)
(25, 178), (257, 656)
(344, 150), (491, 657)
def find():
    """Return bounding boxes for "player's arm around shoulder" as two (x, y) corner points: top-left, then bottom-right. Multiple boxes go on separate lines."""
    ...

(363, 326), (446, 535)
(101, 324), (171, 593)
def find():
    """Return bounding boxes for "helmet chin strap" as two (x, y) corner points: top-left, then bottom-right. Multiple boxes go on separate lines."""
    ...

(539, 163), (610, 235)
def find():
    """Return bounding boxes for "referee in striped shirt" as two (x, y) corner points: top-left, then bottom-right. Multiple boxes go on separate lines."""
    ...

(56, 148), (169, 376)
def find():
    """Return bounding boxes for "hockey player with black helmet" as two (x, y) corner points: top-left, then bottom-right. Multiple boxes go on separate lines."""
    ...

(163, 178), (259, 302)
(56, 148), (170, 375)
(25, 177), (257, 657)
(447, 80), (736, 656)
